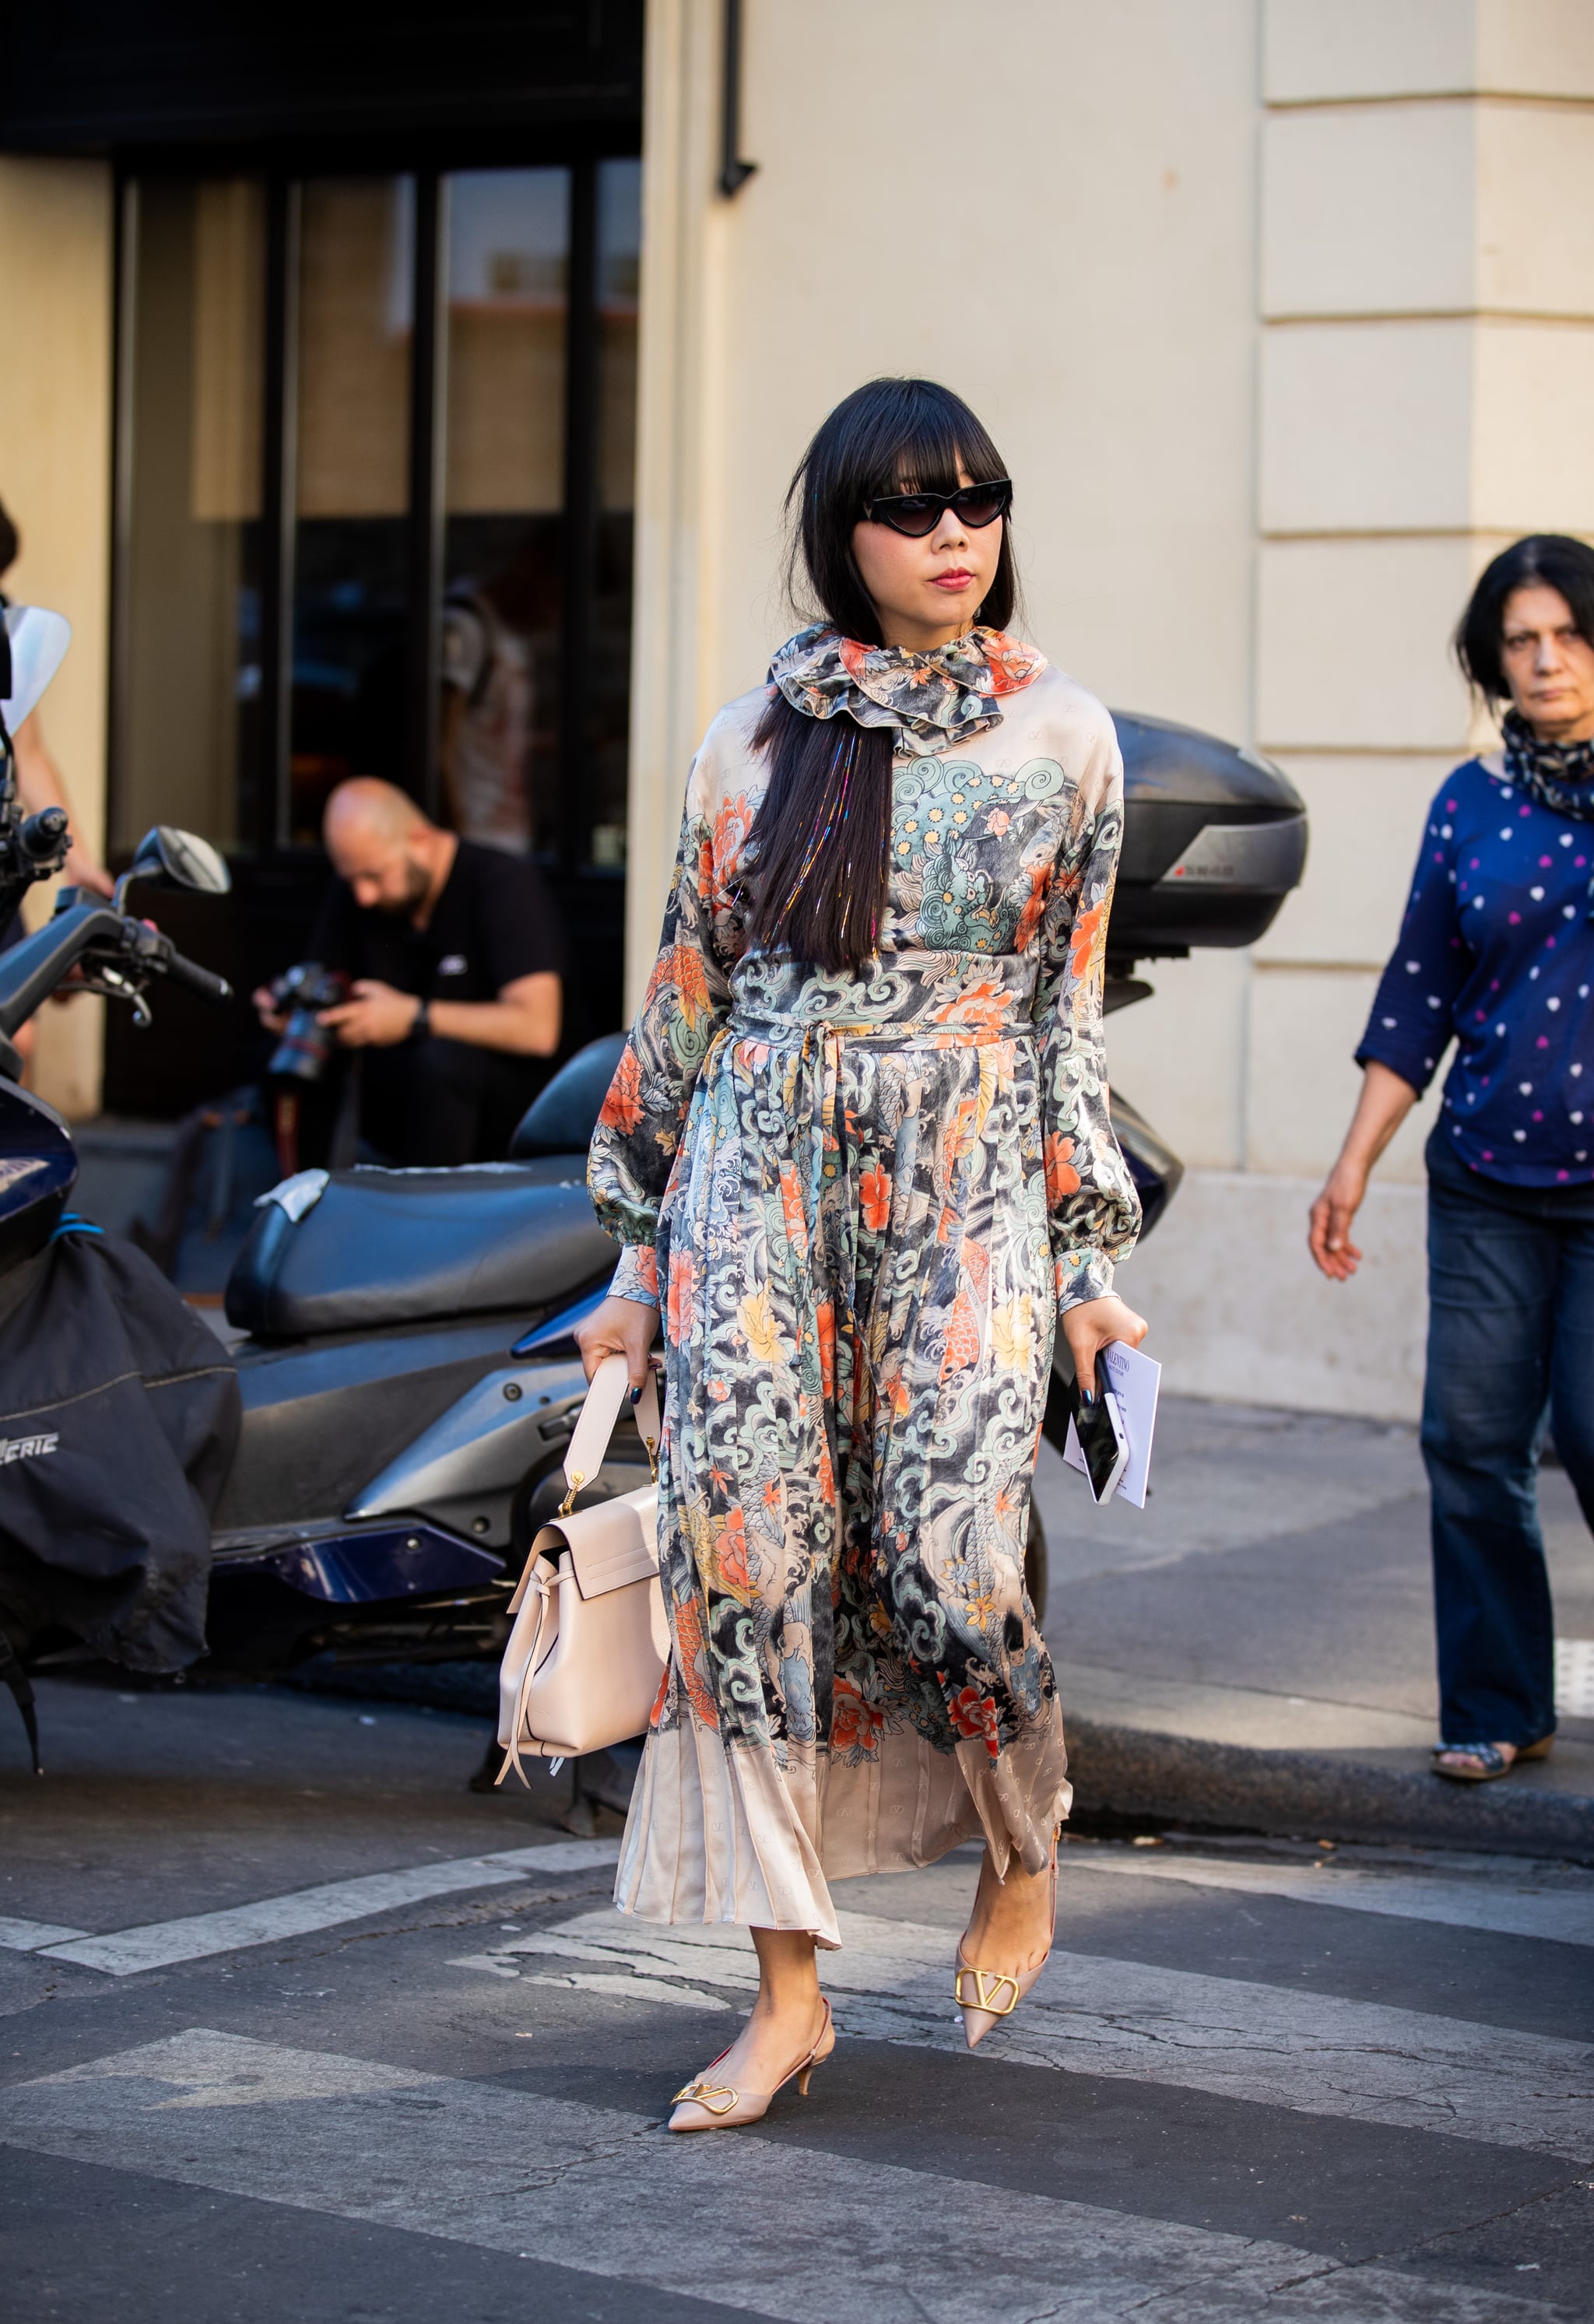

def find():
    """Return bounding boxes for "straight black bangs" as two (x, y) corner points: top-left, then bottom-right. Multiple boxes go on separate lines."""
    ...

(862, 402), (1004, 500)
(806, 377), (1009, 517)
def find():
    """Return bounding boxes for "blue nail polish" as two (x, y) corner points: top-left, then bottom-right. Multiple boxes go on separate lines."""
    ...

(1080, 1388), (1096, 1406)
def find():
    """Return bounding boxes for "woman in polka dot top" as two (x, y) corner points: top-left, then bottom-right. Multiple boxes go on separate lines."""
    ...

(1310, 535), (1594, 1785)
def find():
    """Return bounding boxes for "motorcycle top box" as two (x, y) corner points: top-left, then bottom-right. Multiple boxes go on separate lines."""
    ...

(1109, 712), (1308, 966)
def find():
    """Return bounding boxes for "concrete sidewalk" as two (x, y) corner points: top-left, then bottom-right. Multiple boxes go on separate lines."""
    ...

(1031, 1399), (1594, 1859)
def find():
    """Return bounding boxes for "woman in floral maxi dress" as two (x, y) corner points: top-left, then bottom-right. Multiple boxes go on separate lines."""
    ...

(579, 378), (1145, 2127)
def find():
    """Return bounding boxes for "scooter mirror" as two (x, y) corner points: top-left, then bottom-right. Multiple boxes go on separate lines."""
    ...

(0, 606), (72, 734)
(124, 826), (232, 897)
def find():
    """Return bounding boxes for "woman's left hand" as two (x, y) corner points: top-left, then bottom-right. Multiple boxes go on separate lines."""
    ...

(1061, 1294), (1148, 1398)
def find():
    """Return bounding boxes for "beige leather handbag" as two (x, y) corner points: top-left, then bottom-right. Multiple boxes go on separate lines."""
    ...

(495, 1353), (669, 1785)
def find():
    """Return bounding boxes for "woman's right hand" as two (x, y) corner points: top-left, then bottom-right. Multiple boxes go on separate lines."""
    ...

(1307, 1060), (1418, 1283)
(574, 1294), (658, 1388)
(1308, 1153), (1369, 1281)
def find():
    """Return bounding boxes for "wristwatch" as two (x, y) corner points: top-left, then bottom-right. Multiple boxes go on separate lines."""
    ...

(411, 999), (432, 1044)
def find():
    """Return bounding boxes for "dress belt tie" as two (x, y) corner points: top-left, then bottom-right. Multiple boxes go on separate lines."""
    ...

(690, 1009), (1037, 1475)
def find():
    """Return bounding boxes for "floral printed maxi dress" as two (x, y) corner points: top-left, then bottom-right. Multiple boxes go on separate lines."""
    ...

(588, 627), (1140, 1947)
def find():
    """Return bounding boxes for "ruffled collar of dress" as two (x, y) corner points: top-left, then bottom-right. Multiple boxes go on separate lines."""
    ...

(767, 623), (1046, 757)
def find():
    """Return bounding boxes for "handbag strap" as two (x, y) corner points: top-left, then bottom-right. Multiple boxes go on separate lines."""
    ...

(560, 1352), (660, 1515)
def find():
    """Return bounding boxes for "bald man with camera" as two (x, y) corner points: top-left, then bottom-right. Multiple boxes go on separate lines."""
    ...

(254, 779), (563, 1167)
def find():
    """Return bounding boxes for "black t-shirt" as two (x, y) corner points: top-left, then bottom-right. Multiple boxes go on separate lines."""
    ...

(308, 839), (564, 1005)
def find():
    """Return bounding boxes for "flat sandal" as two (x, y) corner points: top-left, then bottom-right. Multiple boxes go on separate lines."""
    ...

(1431, 1736), (1554, 1784)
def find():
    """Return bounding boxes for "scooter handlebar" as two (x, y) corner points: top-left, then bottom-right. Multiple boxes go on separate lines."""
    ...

(0, 902), (123, 1037)
(0, 902), (233, 1041)
(156, 946), (233, 1005)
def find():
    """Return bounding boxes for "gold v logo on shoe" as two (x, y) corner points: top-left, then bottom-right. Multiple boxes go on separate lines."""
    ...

(671, 2080), (740, 2115)
(954, 1968), (1022, 2017)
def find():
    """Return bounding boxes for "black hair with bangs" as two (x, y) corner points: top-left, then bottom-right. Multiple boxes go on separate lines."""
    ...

(746, 377), (1020, 974)
(1455, 533), (1594, 705)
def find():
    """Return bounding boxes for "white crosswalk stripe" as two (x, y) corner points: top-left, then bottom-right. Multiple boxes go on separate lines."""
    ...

(0, 2028), (1565, 2324)
(0, 1915), (88, 1951)
(22, 1841), (621, 1976)
(454, 1908), (1594, 2160)
(1058, 1848), (1594, 1947)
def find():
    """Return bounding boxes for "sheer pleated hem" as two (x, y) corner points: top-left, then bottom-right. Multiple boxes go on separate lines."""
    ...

(615, 1717), (843, 1948)
(819, 1697), (1071, 1886)
(613, 1700), (1071, 1948)
(952, 1704), (1073, 1881)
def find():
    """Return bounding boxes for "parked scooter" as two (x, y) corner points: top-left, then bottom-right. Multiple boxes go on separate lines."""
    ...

(0, 616), (1305, 1735)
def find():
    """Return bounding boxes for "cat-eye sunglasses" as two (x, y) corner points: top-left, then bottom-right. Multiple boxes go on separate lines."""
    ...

(862, 479), (1013, 538)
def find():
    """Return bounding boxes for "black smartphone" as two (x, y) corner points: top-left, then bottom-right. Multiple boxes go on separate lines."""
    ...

(1066, 1371), (1129, 1505)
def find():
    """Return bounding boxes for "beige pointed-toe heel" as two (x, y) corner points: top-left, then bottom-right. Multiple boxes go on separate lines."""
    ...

(955, 1852), (1057, 2052)
(667, 1998), (834, 2132)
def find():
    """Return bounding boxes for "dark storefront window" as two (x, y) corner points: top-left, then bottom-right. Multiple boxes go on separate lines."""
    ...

(109, 146), (638, 1111)
(289, 175), (415, 845)
(440, 167), (568, 857)
(115, 177), (266, 857)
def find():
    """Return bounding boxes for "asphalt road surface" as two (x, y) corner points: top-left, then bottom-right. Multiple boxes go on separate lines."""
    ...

(2, 1677), (1592, 2324)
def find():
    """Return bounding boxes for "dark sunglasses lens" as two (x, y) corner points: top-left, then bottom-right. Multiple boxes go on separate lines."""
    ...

(877, 495), (942, 536)
(956, 486), (1009, 528)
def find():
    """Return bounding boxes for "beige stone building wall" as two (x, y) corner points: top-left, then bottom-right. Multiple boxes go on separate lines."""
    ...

(629, 0), (1594, 1420)
(1127, 0), (1594, 1417)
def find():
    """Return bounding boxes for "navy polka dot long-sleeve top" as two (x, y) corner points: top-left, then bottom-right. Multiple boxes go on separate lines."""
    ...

(1357, 758), (1594, 1186)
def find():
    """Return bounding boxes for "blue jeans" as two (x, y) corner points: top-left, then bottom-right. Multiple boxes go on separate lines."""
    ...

(1423, 1147), (1594, 1745)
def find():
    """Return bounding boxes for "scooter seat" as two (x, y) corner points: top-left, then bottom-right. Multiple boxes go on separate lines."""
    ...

(225, 1163), (615, 1340)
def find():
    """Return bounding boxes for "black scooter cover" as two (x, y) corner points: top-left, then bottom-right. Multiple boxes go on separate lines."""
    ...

(0, 1227), (240, 1672)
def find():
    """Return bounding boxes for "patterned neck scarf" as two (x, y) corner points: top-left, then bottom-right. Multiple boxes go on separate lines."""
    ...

(1501, 711), (1594, 918)
(1501, 707), (1594, 820)
(767, 623), (1045, 758)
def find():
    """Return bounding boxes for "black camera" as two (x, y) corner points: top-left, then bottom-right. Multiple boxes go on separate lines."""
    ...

(266, 961), (349, 1083)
